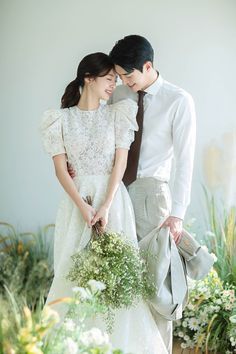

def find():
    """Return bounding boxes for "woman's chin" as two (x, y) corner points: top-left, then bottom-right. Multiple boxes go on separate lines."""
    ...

(101, 94), (110, 101)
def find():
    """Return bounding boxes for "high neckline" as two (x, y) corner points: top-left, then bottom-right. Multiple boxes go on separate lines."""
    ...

(73, 104), (101, 114)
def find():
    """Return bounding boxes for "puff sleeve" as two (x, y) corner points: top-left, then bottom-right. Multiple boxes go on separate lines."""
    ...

(113, 99), (138, 150)
(40, 109), (66, 157)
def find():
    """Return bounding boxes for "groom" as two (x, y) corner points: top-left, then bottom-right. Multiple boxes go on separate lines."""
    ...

(109, 35), (196, 353)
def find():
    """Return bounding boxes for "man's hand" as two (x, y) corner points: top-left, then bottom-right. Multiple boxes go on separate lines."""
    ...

(161, 216), (183, 244)
(67, 162), (76, 179)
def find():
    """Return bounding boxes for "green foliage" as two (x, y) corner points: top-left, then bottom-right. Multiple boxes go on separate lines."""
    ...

(0, 222), (54, 307)
(202, 188), (236, 285)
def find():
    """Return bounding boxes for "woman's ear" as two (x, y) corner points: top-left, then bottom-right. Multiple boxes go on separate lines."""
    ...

(84, 76), (94, 85)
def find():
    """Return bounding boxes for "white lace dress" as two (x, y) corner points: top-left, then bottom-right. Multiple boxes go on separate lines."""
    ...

(41, 99), (168, 354)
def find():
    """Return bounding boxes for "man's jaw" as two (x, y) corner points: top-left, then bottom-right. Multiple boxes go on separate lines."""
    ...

(127, 83), (139, 92)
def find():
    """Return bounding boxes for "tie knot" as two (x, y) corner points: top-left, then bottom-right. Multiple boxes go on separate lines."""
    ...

(138, 90), (147, 98)
(138, 90), (147, 105)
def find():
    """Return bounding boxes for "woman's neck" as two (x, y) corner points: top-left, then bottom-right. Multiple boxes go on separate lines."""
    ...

(78, 88), (100, 111)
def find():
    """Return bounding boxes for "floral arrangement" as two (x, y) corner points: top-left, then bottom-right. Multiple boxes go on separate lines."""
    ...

(67, 220), (155, 331)
(1, 281), (124, 354)
(174, 269), (236, 353)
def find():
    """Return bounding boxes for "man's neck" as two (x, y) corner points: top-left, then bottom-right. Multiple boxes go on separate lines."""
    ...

(143, 69), (159, 91)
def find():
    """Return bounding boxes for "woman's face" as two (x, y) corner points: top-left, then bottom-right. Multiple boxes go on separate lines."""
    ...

(91, 69), (117, 101)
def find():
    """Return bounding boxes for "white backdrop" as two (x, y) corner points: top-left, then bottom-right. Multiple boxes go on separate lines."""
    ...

(0, 0), (235, 231)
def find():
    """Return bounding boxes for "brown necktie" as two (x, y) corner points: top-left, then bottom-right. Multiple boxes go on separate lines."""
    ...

(123, 90), (147, 186)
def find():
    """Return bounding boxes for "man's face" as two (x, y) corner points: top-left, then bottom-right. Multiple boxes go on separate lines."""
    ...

(114, 64), (149, 92)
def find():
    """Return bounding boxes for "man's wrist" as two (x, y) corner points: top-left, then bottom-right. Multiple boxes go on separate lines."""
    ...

(171, 203), (186, 220)
(169, 215), (183, 221)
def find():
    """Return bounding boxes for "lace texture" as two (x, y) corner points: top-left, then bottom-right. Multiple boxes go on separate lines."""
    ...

(40, 99), (138, 175)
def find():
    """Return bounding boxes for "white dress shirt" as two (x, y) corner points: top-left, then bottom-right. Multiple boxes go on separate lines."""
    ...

(110, 74), (196, 220)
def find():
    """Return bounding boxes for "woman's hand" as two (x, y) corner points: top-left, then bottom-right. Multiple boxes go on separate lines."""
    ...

(91, 205), (109, 231)
(79, 201), (97, 228)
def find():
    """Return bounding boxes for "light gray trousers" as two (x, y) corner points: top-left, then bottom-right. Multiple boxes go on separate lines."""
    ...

(128, 177), (173, 354)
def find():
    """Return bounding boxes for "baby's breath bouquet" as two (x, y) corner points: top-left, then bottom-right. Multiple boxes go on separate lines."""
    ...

(67, 198), (155, 329)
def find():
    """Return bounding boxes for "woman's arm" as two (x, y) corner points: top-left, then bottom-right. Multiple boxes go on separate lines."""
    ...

(53, 154), (96, 227)
(91, 148), (128, 229)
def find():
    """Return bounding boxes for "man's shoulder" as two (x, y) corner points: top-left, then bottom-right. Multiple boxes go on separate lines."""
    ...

(162, 79), (193, 103)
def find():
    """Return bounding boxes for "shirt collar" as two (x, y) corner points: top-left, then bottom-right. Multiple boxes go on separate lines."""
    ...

(145, 72), (163, 96)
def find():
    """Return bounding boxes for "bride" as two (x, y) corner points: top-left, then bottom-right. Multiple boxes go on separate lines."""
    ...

(40, 52), (168, 354)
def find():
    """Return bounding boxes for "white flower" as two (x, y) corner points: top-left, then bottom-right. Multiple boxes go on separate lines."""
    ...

(205, 231), (216, 238)
(187, 303), (195, 311)
(188, 317), (200, 331)
(208, 305), (217, 313)
(80, 327), (109, 347)
(224, 303), (233, 311)
(64, 319), (76, 331)
(72, 286), (92, 300)
(182, 321), (188, 328)
(215, 299), (222, 305)
(181, 342), (187, 349)
(199, 308), (208, 323)
(184, 335), (190, 341)
(87, 280), (106, 293)
(210, 252), (217, 262)
(230, 336), (236, 347)
(64, 338), (78, 354)
(186, 339), (195, 349)
(178, 331), (184, 338)
(230, 315), (236, 324)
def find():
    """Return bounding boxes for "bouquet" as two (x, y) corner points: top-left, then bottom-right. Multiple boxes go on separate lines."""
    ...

(67, 197), (155, 330)
(174, 269), (236, 353)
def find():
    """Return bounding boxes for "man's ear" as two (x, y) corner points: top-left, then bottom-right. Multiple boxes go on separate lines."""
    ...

(143, 61), (153, 72)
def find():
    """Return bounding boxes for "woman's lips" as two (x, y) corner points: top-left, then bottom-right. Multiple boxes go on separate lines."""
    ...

(105, 90), (113, 96)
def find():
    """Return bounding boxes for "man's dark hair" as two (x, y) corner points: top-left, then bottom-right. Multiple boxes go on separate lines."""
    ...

(109, 35), (154, 73)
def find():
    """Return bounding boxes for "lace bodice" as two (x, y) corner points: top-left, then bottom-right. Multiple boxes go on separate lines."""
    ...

(40, 99), (138, 175)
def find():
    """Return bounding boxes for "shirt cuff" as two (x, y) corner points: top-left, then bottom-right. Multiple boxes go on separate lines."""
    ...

(171, 203), (187, 220)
